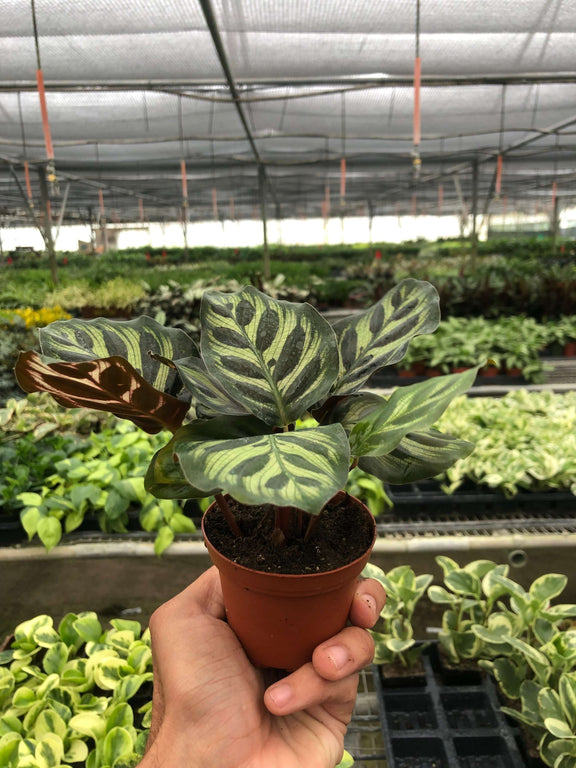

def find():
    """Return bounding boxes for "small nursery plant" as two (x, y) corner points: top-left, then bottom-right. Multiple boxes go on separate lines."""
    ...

(363, 563), (433, 668)
(14, 280), (480, 668)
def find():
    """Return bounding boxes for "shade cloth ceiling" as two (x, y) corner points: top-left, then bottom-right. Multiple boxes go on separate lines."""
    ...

(0, 0), (575, 228)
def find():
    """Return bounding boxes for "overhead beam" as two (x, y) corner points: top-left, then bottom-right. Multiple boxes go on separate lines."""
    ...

(3, 73), (576, 91)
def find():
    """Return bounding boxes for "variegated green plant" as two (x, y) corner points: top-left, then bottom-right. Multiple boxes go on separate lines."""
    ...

(15, 279), (478, 540)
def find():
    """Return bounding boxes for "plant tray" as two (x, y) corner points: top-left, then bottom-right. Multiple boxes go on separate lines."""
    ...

(368, 645), (540, 768)
(382, 480), (576, 522)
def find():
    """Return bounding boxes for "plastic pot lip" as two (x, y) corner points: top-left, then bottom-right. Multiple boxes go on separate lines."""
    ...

(201, 491), (377, 582)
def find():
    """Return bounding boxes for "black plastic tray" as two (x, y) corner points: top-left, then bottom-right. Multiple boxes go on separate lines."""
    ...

(384, 480), (576, 519)
(370, 645), (541, 768)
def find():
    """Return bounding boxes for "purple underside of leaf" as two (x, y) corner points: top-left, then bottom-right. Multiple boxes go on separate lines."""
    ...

(14, 350), (188, 434)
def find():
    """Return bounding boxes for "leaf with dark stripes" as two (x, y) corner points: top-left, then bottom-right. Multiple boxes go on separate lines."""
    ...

(359, 430), (475, 484)
(39, 316), (198, 395)
(174, 424), (350, 514)
(332, 279), (440, 395)
(15, 351), (188, 434)
(145, 441), (214, 499)
(320, 391), (473, 481)
(320, 392), (388, 431)
(201, 286), (338, 426)
(174, 356), (250, 417)
(147, 414), (273, 498)
(350, 367), (479, 457)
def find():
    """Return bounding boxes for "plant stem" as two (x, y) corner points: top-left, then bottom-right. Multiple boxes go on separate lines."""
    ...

(214, 493), (242, 538)
(275, 506), (292, 538)
(304, 513), (321, 542)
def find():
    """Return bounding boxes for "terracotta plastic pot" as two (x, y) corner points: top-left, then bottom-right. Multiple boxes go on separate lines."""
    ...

(202, 492), (376, 670)
(564, 341), (576, 357)
(479, 365), (499, 377)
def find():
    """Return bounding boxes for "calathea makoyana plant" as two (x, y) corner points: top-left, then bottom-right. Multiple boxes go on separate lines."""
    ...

(15, 279), (477, 549)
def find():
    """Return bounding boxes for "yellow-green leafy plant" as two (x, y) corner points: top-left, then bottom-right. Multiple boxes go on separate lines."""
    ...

(0, 613), (152, 768)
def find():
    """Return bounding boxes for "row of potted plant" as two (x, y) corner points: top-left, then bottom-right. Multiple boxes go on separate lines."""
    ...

(3, 386), (576, 552)
(397, 315), (576, 382)
(365, 557), (576, 768)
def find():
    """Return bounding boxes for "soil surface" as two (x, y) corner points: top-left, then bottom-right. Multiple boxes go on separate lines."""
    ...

(204, 494), (374, 574)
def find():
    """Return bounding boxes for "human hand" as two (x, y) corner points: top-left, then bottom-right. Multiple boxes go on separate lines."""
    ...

(138, 565), (385, 768)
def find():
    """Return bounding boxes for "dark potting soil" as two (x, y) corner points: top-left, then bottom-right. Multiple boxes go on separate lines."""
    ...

(204, 494), (374, 575)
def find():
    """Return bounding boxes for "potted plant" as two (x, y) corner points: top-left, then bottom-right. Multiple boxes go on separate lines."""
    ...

(14, 279), (477, 669)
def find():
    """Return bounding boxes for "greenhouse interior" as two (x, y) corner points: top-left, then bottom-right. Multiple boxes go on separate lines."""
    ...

(1, 1), (576, 767)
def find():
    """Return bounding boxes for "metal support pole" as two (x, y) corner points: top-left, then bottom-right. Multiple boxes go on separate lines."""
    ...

(368, 200), (374, 253)
(9, 165), (43, 232)
(470, 159), (479, 266)
(182, 205), (189, 256)
(258, 165), (270, 281)
(551, 193), (560, 255)
(54, 181), (70, 245)
(37, 165), (58, 284)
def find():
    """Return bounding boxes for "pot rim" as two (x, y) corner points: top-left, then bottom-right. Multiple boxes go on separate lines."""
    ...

(201, 491), (377, 581)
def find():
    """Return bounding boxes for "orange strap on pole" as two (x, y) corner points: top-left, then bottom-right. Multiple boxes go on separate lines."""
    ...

(552, 181), (557, 207)
(340, 158), (346, 201)
(180, 159), (188, 202)
(229, 196), (235, 220)
(98, 189), (105, 217)
(212, 187), (218, 218)
(46, 198), (52, 222)
(24, 161), (33, 201)
(413, 57), (421, 147)
(495, 154), (503, 195)
(36, 69), (54, 161)
(438, 183), (444, 214)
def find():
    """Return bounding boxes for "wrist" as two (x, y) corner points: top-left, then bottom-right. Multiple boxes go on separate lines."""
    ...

(138, 725), (199, 768)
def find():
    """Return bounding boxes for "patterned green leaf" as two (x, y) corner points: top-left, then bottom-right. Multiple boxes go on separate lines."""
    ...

(174, 356), (249, 417)
(145, 442), (205, 499)
(175, 424), (350, 514)
(35, 732), (64, 768)
(201, 285), (338, 426)
(15, 351), (188, 434)
(320, 392), (473, 483)
(349, 367), (479, 457)
(320, 392), (387, 431)
(146, 415), (271, 498)
(331, 279), (440, 395)
(359, 429), (474, 484)
(39, 316), (197, 394)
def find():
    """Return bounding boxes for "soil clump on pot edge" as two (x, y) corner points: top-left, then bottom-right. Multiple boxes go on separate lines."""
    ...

(204, 494), (373, 574)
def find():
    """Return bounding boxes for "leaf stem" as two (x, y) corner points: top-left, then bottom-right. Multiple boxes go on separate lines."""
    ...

(304, 513), (321, 543)
(274, 506), (292, 539)
(214, 493), (242, 538)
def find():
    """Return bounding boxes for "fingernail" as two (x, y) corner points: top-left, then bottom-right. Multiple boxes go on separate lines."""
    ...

(269, 683), (292, 707)
(327, 645), (350, 670)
